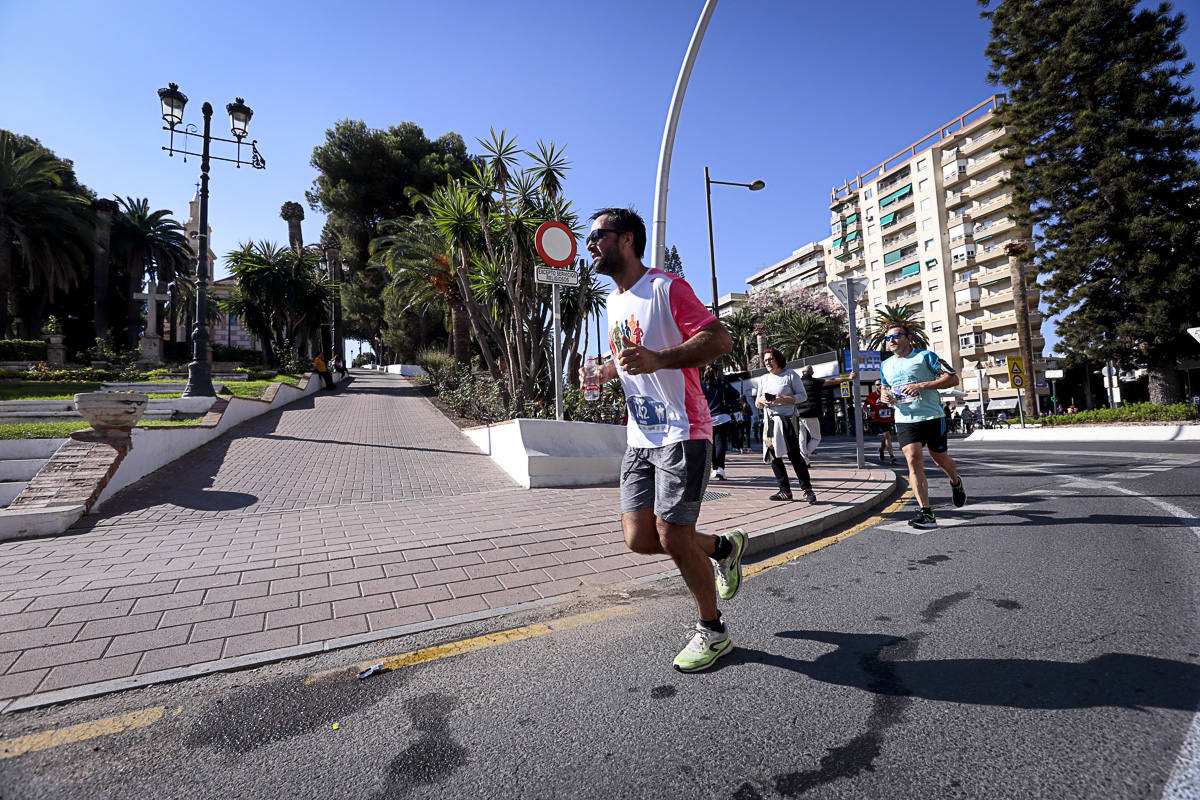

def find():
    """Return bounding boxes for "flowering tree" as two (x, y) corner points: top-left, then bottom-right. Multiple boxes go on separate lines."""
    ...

(742, 287), (848, 364)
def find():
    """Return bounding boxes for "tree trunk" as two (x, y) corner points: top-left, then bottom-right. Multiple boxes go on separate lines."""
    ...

(128, 258), (144, 350)
(91, 199), (116, 344)
(451, 304), (470, 366)
(0, 220), (13, 337)
(1005, 240), (1038, 418)
(1147, 360), (1181, 405)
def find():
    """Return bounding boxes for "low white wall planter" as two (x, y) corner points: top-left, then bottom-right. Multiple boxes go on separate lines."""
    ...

(385, 364), (427, 377)
(463, 418), (627, 489)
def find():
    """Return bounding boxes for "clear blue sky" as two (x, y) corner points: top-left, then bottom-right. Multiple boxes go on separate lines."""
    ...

(3, 0), (1198, 361)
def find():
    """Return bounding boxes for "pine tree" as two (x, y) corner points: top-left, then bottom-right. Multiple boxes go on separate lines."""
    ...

(981, 0), (1200, 403)
(663, 245), (685, 278)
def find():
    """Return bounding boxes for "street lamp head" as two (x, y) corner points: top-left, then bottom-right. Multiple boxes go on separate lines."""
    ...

(226, 98), (253, 139)
(157, 83), (188, 127)
(748, 180), (766, 191)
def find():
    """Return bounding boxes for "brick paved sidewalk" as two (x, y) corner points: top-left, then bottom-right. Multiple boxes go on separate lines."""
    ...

(0, 371), (895, 711)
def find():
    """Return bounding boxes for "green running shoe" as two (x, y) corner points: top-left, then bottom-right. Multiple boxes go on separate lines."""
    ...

(714, 529), (746, 600)
(673, 623), (733, 672)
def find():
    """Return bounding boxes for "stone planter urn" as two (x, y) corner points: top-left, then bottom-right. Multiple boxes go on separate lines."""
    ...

(45, 334), (64, 347)
(73, 392), (148, 432)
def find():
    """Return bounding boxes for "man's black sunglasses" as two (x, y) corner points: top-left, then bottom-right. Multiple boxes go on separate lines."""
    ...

(586, 228), (623, 246)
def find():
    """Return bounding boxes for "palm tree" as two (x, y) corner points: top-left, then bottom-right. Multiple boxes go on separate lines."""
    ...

(370, 217), (469, 364)
(764, 308), (843, 361)
(722, 309), (757, 371)
(111, 197), (191, 348)
(222, 241), (332, 366)
(0, 131), (92, 336)
(865, 303), (930, 351)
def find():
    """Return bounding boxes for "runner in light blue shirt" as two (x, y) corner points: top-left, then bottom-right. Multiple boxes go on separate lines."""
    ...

(880, 323), (967, 529)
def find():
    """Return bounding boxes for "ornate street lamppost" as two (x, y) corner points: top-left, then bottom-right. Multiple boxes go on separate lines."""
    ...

(157, 82), (266, 397)
(321, 237), (343, 363)
(704, 168), (764, 318)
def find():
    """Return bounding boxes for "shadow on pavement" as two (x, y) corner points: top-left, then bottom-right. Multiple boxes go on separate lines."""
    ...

(730, 629), (1200, 711)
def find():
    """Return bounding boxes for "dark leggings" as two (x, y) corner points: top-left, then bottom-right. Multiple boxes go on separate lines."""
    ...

(768, 415), (812, 492)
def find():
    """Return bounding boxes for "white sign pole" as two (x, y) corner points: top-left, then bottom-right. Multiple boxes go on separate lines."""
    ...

(830, 278), (868, 469)
(553, 284), (563, 421)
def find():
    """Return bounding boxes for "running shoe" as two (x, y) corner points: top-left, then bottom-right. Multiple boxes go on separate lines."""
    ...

(768, 489), (793, 501)
(802, 489), (817, 504)
(950, 477), (967, 508)
(673, 623), (733, 672)
(713, 467), (726, 481)
(714, 529), (746, 600)
(890, 456), (898, 465)
(908, 508), (938, 529)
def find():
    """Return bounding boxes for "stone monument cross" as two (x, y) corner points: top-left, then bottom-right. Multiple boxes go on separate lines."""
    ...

(133, 280), (170, 334)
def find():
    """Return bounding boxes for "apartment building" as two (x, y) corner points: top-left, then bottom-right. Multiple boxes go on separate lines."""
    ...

(746, 95), (1046, 412)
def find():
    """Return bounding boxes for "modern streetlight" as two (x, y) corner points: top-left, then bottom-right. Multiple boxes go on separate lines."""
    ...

(157, 82), (266, 397)
(704, 167), (764, 318)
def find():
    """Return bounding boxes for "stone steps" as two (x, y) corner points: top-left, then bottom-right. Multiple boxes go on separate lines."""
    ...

(0, 396), (216, 425)
(0, 439), (66, 509)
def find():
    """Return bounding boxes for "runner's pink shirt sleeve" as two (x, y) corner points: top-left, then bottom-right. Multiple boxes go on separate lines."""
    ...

(667, 277), (717, 338)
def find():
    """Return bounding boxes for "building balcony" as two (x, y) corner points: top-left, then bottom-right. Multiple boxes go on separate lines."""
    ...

(975, 216), (1017, 241)
(950, 254), (977, 268)
(885, 269), (922, 291)
(975, 244), (1008, 265)
(971, 170), (1011, 196)
(959, 343), (986, 360)
(948, 232), (974, 246)
(945, 188), (971, 207)
(956, 298), (980, 312)
(971, 193), (1014, 219)
(943, 166), (969, 187)
(882, 230), (917, 250)
(953, 271), (978, 287)
(980, 311), (1017, 330)
(959, 125), (1012, 156)
(947, 208), (972, 226)
(980, 287), (1013, 307)
(967, 150), (1004, 175)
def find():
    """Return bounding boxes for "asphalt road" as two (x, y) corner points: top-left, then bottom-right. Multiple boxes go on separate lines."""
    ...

(1, 438), (1197, 800)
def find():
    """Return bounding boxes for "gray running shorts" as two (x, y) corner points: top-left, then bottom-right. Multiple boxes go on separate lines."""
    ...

(619, 439), (712, 526)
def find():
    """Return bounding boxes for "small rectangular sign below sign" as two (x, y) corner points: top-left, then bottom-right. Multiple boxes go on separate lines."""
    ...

(535, 267), (581, 287)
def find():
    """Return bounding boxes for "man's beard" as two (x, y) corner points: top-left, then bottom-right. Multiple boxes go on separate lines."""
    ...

(594, 252), (619, 276)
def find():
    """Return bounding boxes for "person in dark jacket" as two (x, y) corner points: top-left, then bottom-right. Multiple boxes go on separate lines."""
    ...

(701, 365), (739, 480)
(797, 365), (856, 463)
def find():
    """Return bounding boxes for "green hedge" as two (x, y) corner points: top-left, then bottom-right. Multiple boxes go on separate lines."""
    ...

(212, 345), (263, 365)
(0, 340), (48, 361)
(1039, 402), (1200, 425)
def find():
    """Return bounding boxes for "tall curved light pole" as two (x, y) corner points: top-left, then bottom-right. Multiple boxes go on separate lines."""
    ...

(705, 168), (764, 317)
(651, 0), (719, 270)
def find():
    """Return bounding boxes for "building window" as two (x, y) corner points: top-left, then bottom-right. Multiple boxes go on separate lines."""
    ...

(918, 178), (929, 191)
(864, 188), (873, 200)
(923, 218), (934, 230)
(924, 238), (935, 250)
(870, 260), (879, 270)
(932, 323), (943, 333)
(917, 158), (927, 172)
(928, 281), (939, 292)
(872, 278), (881, 290)
(920, 198), (932, 211)
(867, 224), (876, 236)
(870, 243), (879, 254)
(930, 299), (941, 314)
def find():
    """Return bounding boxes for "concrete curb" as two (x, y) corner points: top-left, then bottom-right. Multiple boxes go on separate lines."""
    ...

(2, 595), (567, 713)
(744, 472), (903, 554)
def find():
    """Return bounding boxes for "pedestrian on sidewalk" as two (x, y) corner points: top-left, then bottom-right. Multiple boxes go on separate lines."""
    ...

(738, 396), (753, 453)
(797, 365), (856, 463)
(701, 365), (738, 481)
(755, 347), (816, 504)
(879, 323), (966, 529)
(863, 380), (897, 465)
(313, 352), (335, 391)
(584, 207), (745, 674)
(333, 354), (348, 379)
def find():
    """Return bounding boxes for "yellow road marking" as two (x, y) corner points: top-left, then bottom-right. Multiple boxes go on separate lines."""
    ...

(305, 604), (640, 685)
(0, 706), (164, 760)
(743, 488), (912, 580)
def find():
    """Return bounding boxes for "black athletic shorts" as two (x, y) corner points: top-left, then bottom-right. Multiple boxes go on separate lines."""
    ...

(895, 418), (949, 453)
(869, 420), (894, 436)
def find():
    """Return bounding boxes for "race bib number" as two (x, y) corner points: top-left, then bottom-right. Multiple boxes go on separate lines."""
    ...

(627, 395), (668, 433)
(878, 407), (893, 419)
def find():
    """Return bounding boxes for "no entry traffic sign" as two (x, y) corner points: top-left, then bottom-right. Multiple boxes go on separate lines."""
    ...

(534, 220), (577, 268)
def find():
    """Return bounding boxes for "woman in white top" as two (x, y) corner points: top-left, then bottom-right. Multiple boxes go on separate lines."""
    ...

(755, 348), (816, 503)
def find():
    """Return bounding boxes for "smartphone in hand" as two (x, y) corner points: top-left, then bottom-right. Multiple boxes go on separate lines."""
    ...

(764, 393), (777, 401)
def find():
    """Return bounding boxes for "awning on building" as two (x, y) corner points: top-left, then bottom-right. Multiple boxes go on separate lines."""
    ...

(879, 183), (913, 208)
(987, 397), (1020, 411)
(900, 262), (920, 278)
(880, 211), (897, 226)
